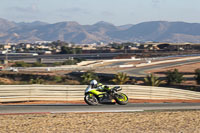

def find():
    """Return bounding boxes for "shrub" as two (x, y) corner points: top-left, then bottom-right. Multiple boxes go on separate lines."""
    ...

(62, 60), (77, 65)
(29, 78), (44, 84)
(52, 76), (63, 83)
(12, 61), (46, 67)
(166, 69), (184, 85)
(32, 62), (46, 67)
(12, 61), (31, 67)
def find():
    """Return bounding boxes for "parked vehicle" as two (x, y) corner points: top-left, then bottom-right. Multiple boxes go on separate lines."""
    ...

(84, 86), (128, 105)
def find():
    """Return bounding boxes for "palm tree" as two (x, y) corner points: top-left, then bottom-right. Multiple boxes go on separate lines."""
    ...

(111, 72), (130, 85)
(81, 70), (99, 84)
(144, 73), (162, 86)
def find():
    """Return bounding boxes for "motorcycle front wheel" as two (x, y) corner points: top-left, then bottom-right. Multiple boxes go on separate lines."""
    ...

(84, 93), (99, 105)
(114, 93), (128, 105)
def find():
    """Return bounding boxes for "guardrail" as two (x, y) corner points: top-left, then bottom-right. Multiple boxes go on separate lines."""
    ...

(0, 85), (200, 102)
(136, 56), (200, 67)
(18, 65), (119, 72)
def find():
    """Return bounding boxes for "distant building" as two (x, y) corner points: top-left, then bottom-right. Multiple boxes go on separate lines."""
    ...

(82, 45), (96, 50)
(35, 41), (52, 45)
(3, 45), (11, 49)
(42, 51), (52, 55)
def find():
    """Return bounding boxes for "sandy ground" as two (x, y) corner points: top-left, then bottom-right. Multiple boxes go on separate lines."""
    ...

(149, 62), (200, 75)
(0, 111), (200, 133)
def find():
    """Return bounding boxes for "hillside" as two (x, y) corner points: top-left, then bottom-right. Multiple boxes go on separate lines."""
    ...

(1, 18), (200, 43)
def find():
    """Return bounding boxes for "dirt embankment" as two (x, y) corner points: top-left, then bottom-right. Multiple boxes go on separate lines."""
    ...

(0, 111), (200, 133)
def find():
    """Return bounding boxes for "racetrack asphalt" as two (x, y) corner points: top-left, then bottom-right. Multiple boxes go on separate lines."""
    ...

(120, 58), (200, 76)
(1, 103), (200, 114)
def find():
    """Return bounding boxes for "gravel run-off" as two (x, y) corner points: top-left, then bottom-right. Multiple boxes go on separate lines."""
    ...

(1, 110), (200, 133)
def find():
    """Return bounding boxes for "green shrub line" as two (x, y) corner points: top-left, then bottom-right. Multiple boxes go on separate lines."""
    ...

(11, 58), (84, 67)
(0, 73), (80, 85)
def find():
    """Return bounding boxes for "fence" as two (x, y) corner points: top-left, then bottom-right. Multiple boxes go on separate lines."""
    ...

(1, 85), (200, 102)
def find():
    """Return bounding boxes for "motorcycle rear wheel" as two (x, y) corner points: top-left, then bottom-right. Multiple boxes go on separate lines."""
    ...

(84, 93), (99, 105)
(114, 93), (128, 105)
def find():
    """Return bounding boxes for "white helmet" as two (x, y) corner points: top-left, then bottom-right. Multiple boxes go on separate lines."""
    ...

(90, 80), (98, 87)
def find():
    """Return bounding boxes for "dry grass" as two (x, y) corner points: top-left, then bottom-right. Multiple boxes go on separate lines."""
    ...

(0, 111), (200, 133)
(0, 77), (15, 84)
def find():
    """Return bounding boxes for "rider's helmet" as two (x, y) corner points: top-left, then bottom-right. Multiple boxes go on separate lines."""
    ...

(90, 80), (98, 88)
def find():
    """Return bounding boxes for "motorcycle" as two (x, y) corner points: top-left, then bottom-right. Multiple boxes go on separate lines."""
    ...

(84, 85), (128, 105)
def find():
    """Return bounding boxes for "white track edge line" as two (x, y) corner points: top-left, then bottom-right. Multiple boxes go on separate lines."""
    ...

(51, 110), (144, 113)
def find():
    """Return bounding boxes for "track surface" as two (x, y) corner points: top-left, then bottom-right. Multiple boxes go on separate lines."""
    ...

(120, 59), (200, 76)
(1, 103), (200, 114)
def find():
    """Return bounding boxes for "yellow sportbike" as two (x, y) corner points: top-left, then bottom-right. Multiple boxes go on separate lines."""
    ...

(84, 86), (128, 105)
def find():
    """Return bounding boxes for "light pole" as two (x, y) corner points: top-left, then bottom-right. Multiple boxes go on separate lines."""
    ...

(5, 49), (8, 69)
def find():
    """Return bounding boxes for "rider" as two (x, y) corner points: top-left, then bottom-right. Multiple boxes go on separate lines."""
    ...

(90, 80), (108, 92)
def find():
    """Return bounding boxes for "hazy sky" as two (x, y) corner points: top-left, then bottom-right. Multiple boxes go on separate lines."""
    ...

(0, 0), (200, 25)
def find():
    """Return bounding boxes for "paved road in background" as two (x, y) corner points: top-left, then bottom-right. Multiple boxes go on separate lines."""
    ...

(120, 58), (200, 76)
(1, 103), (200, 114)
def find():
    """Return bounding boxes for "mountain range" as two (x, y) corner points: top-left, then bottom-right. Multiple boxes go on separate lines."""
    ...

(1, 18), (200, 43)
